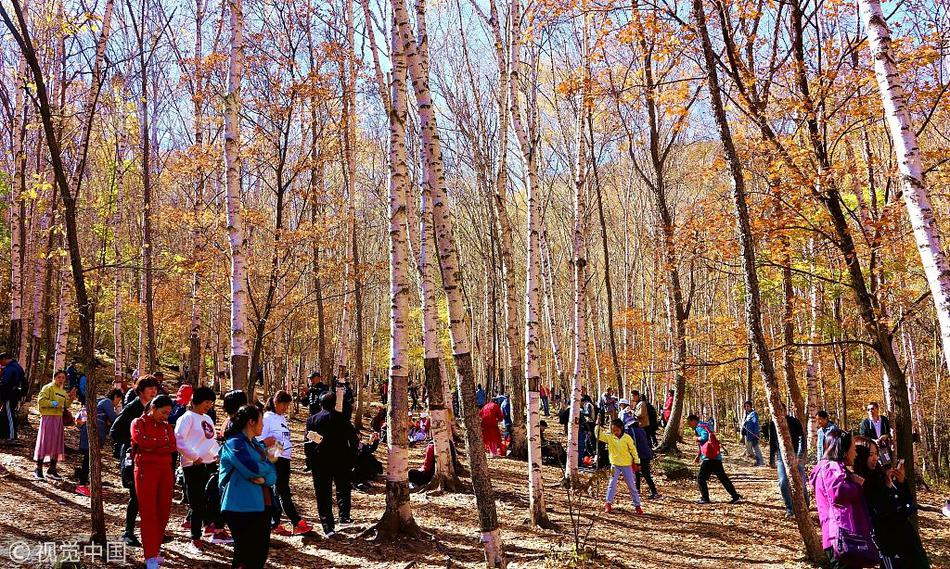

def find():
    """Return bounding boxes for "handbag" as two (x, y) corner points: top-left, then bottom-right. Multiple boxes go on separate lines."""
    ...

(834, 527), (880, 567)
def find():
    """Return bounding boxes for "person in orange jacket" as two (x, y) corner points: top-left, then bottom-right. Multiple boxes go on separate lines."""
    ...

(131, 394), (178, 569)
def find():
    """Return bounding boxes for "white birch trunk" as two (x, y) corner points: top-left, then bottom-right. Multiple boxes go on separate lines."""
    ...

(224, 0), (250, 388)
(376, 25), (418, 537)
(540, 233), (565, 390)
(394, 0), (505, 562)
(861, 0), (950, 377)
(54, 263), (69, 373)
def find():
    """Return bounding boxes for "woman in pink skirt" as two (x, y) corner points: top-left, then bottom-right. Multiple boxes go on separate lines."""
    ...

(34, 371), (70, 480)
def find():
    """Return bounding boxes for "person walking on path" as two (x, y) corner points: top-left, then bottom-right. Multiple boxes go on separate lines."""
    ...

(111, 375), (160, 547)
(630, 420), (659, 499)
(261, 390), (312, 536)
(687, 414), (742, 505)
(305, 392), (358, 536)
(810, 429), (877, 569)
(175, 386), (223, 551)
(479, 397), (505, 456)
(661, 389), (674, 427)
(131, 394), (178, 569)
(596, 418), (643, 514)
(741, 401), (764, 466)
(539, 384), (550, 417)
(768, 404), (809, 517)
(854, 440), (930, 568)
(220, 405), (277, 569)
(34, 370), (71, 480)
(815, 410), (837, 462)
(0, 352), (25, 444)
(298, 372), (328, 417)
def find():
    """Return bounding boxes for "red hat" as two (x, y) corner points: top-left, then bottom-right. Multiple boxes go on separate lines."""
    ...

(175, 384), (194, 405)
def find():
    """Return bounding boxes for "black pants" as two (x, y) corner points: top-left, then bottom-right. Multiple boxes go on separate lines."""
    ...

(408, 467), (433, 486)
(183, 463), (214, 539)
(636, 459), (658, 496)
(224, 510), (271, 569)
(647, 427), (658, 447)
(272, 457), (301, 527)
(120, 444), (139, 538)
(697, 459), (739, 501)
(0, 398), (18, 440)
(78, 448), (90, 485)
(312, 466), (351, 529)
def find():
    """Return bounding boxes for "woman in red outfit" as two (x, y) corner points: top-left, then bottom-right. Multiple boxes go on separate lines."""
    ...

(479, 399), (505, 456)
(131, 394), (177, 569)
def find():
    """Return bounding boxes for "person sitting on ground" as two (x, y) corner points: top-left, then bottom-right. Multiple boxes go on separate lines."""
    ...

(854, 439), (930, 568)
(539, 420), (566, 466)
(409, 413), (429, 444)
(596, 418), (642, 514)
(687, 414), (742, 505)
(352, 431), (383, 491)
(408, 440), (437, 487)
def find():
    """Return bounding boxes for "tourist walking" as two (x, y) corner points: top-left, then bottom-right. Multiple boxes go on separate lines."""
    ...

(741, 401), (764, 466)
(596, 418), (642, 514)
(768, 404), (809, 517)
(262, 390), (312, 536)
(687, 414), (741, 504)
(306, 392), (358, 536)
(0, 352), (25, 444)
(175, 386), (224, 550)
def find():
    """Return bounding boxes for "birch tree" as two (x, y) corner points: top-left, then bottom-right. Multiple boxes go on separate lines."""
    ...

(860, 0), (950, 378)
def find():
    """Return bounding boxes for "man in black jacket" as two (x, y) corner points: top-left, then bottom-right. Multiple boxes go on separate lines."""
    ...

(859, 401), (893, 466)
(299, 372), (328, 416)
(110, 376), (160, 546)
(306, 392), (358, 536)
(768, 404), (808, 517)
(0, 352), (25, 444)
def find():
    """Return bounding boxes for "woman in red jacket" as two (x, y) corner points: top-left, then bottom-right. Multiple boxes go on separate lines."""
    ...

(131, 394), (177, 569)
(479, 399), (505, 456)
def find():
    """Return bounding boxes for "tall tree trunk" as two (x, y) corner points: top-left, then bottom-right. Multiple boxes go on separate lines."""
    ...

(693, 1), (823, 559)
(782, 255), (805, 419)
(135, 2), (157, 372)
(1, 0), (113, 543)
(9, 14), (28, 359)
(224, 0), (250, 389)
(540, 233), (566, 395)
(395, 0), (506, 562)
(805, 239), (820, 453)
(861, 0), (950, 377)
(564, 64), (589, 487)
(187, 0), (206, 386)
(373, 27), (420, 538)
(507, 0), (549, 524)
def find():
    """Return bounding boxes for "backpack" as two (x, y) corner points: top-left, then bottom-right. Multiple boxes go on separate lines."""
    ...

(646, 401), (658, 429)
(698, 424), (721, 459)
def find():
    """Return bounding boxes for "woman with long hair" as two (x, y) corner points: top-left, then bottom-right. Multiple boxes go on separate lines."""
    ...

(809, 429), (877, 569)
(34, 370), (71, 480)
(854, 439), (930, 568)
(130, 394), (178, 569)
(220, 405), (277, 569)
(262, 390), (311, 536)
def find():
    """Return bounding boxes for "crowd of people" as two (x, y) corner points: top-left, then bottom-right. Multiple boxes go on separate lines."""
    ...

(0, 352), (943, 568)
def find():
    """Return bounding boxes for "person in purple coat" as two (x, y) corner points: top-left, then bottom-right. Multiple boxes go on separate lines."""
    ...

(809, 429), (877, 569)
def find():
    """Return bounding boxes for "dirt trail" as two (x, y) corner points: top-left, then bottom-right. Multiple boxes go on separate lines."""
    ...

(1, 405), (947, 568)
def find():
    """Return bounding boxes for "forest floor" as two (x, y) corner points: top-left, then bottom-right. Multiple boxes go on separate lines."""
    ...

(0, 400), (948, 569)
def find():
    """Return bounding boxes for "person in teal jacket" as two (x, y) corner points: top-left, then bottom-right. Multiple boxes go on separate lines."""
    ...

(219, 405), (277, 569)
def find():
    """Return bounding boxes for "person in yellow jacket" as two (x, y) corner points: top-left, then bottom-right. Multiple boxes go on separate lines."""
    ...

(597, 418), (643, 514)
(34, 371), (71, 480)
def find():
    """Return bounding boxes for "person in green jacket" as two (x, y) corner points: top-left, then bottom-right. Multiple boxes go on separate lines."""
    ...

(34, 371), (71, 480)
(596, 418), (643, 514)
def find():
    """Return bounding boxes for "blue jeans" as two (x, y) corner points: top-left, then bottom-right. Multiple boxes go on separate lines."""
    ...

(540, 396), (549, 416)
(746, 437), (764, 466)
(777, 455), (809, 514)
(578, 430), (589, 464)
(605, 465), (641, 506)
